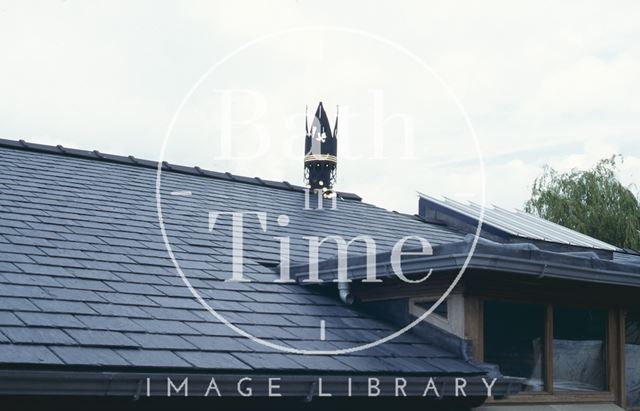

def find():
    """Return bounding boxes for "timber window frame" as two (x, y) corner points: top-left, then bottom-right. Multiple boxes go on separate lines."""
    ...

(473, 297), (623, 406)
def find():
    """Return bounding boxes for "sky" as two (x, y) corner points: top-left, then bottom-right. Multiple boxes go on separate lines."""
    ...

(1, 0), (639, 214)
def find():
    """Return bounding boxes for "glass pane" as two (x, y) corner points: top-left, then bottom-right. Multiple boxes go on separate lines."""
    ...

(484, 301), (547, 392)
(626, 310), (640, 407)
(416, 299), (448, 319)
(553, 306), (608, 392)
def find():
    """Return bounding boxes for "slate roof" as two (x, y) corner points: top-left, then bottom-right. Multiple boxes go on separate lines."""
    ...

(0, 139), (480, 377)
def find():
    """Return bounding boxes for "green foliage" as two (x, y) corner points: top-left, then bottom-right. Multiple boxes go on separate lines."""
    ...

(525, 155), (640, 250)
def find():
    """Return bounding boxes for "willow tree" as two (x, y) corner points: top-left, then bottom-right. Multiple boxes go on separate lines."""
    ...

(524, 156), (640, 250)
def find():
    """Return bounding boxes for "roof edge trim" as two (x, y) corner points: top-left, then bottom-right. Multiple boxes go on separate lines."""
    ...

(0, 138), (362, 201)
(292, 242), (640, 287)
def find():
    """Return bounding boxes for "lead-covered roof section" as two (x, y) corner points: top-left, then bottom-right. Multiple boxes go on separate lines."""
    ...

(0, 141), (477, 375)
(419, 194), (622, 251)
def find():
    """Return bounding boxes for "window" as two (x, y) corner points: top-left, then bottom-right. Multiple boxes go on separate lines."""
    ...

(411, 295), (465, 338)
(484, 301), (611, 395)
(484, 301), (547, 392)
(627, 310), (640, 407)
(416, 299), (448, 319)
(552, 306), (608, 392)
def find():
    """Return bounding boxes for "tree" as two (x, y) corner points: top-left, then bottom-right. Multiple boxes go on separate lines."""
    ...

(524, 155), (640, 250)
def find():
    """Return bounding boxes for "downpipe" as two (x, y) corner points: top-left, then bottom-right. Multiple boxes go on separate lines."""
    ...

(338, 282), (354, 305)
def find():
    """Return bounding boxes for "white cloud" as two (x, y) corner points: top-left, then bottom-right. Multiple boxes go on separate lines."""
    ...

(0, 0), (638, 214)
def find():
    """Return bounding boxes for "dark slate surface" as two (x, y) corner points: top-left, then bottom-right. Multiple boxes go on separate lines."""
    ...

(0, 142), (480, 375)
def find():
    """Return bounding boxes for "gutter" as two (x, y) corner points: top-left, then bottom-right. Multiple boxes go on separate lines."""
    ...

(291, 238), (640, 287)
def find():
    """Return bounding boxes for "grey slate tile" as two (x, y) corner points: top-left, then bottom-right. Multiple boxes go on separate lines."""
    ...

(0, 262), (22, 273)
(233, 312), (295, 327)
(197, 288), (248, 302)
(0, 218), (31, 229)
(82, 251), (135, 263)
(59, 233), (106, 245)
(3, 235), (54, 247)
(181, 321), (238, 337)
(113, 271), (168, 285)
(196, 299), (250, 313)
(0, 283), (49, 298)
(0, 311), (23, 326)
(238, 353), (305, 370)
(14, 229), (64, 241)
(273, 339), (340, 352)
(0, 296), (39, 311)
(95, 291), (158, 307)
(79, 260), (129, 272)
(380, 357), (444, 373)
(148, 296), (203, 309)
(242, 292), (296, 304)
(87, 303), (149, 318)
(64, 267), (121, 281)
(0, 226), (20, 236)
(288, 354), (354, 371)
(32, 299), (96, 315)
(65, 329), (139, 348)
(151, 285), (194, 298)
(182, 335), (252, 352)
(15, 312), (85, 328)
(408, 343), (453, 358)
(51, 346), (129, 366)
(43, 287), (106, 302)
(125, 333), (195, 350)
(54, 277), (113, 292)
(0, 344), (62, 364)
(76, 315), (144, 332)
(1, 326), (75, 345)
(133, 319), (197, 335)
(0, 243), (45, 255)
(106, 281), (163, 296)
(129, 255), (174, 267)
(240, 325), (297, 340)
(14, 262), (70, 277)
(334, 356), (402, 372)
(120, 263), (174, 276)
(30, 255), (86, 268)
(47, 239), (98, 251)
(428, 358), (483, 374)
(0, 252), (35, 263)
(42, 248), (91, 260)
(2, 273), (63, 287)
(175, 351), (251, 370)
(116, 349), (191, 368)
(100, 237), (145, 247)
(140, 306), (203, 322)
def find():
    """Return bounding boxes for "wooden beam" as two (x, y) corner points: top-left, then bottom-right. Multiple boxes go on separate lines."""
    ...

(619, 308), (627, 409)
(545, 303), (554, 394)
(464, 295), (483, 361)
(608, 308), (619, 405)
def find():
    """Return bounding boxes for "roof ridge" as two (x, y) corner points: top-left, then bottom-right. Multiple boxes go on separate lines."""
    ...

(0, 138), (362, 201)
